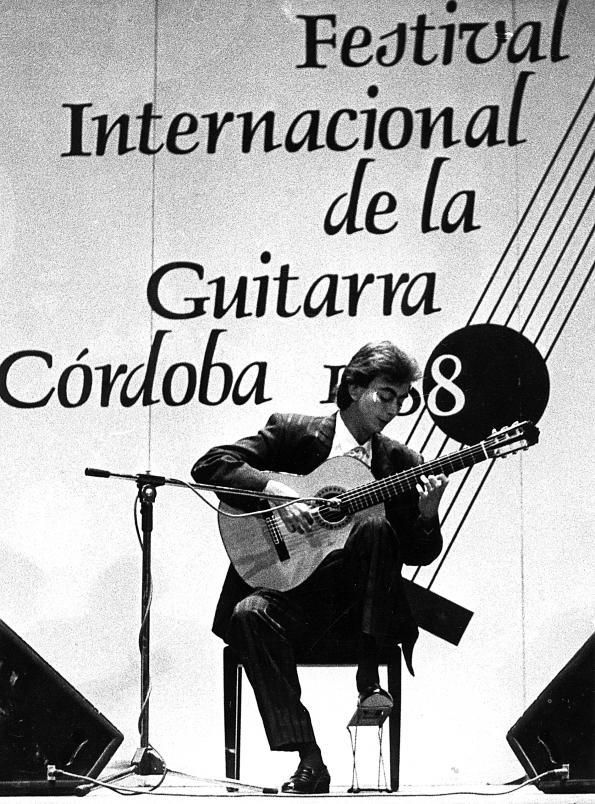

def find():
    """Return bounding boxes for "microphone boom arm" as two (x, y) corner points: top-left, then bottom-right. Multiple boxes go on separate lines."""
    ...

(84, 467), (295, 501)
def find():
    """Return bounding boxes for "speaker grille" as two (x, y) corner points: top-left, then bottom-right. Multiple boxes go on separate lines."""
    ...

(507, 633), (595, 792)
(0, 619), (123, 782)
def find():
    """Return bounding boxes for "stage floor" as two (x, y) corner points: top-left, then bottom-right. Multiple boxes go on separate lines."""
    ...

(76, 778), (589, 802)
(0, 774), (587, 802)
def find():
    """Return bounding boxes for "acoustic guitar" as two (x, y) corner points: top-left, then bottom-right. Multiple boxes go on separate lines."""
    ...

(218, 421), (539, 591)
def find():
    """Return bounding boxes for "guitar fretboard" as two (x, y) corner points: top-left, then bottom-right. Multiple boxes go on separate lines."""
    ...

(337, 442), (490, 514)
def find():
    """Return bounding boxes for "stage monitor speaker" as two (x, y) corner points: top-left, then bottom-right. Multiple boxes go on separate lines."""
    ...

(506, 631), (594, 794)
(0, 618), (123, 795)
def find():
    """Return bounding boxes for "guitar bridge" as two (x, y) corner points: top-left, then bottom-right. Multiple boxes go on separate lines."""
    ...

(263, 511), (290, 562)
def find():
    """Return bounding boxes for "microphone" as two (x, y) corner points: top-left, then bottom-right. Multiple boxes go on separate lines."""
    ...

(84, 468), (111, 478)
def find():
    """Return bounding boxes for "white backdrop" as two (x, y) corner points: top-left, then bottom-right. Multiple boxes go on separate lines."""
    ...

(0, 0), (593, 789)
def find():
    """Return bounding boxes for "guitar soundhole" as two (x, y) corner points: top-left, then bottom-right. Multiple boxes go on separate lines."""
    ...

(316, 485), (350, 529)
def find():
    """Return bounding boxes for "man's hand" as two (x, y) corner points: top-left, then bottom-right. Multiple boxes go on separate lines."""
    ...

(264, 479), (314, 534)
(416, 473), (448, 520)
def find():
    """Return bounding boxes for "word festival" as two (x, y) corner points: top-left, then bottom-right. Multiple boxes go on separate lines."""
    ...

(61, 2), (568, 163)
(59, 1), (569, 235)
(4, 1), (568, 410)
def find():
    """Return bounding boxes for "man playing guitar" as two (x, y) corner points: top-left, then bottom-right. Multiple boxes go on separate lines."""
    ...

(192, 341), (447, 793)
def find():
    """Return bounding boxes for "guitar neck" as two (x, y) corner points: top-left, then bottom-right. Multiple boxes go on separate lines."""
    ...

(340, 442), (489, 513)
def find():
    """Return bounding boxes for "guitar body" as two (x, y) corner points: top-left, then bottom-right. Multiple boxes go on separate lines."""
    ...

(217, 421), (539, 593)
(218, 456), (383, 592)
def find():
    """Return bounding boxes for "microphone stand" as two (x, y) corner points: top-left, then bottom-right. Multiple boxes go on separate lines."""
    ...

(131, 472), (166, 775)
(81, 466), (292, 793)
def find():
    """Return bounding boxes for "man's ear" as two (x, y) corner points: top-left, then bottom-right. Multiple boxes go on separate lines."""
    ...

(347, 383), (364, 402)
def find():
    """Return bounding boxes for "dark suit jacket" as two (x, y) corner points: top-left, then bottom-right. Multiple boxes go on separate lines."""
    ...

(192, 412), (443, 643)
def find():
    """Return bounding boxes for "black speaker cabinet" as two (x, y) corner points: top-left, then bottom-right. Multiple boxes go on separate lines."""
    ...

(0, 619), (123, 794)
(507, 632), (595, 794)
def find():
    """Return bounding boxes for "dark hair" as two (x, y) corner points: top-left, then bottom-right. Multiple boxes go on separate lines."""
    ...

(335, 341), (421, 410)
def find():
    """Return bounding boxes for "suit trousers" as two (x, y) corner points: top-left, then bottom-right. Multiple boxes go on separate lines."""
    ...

(226, 514), (410, 751)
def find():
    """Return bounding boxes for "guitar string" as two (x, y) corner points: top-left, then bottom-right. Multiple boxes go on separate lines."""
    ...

(508, 157), (594, 329)
(412, 192), (592, 539)
(412, 174), (593, 580)
(187, 157), (590, 604)
(407, 86), (593, 583)
(427, 463), (496, 589)
(403, 77), (594, 450)
(539, 228), (595, 354)
(181, 439), (497, 528)
(179, 480), (337, 519)
(413, 251), (594, 587)
(335, 442), (498, 511)
(182, 86), (592, 577)
(184, 433), (524, 523)
(250, 441), (509, 548)
(485, 112), (593, 327)
(416, 117), (595, 454)
(414, 202), (592, 578)
(408, 88), (591, 460)
(336, 453), (482, 509)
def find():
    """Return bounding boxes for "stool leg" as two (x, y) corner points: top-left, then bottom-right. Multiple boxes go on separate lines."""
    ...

(223, 647), (243, 780)
(387, 647), (402, 791)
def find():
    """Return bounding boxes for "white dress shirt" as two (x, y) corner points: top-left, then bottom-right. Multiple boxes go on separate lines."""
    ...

(327, 412), (372, 467)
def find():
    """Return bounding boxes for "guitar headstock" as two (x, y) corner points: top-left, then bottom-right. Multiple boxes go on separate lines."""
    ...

(483, 421), (540, 459)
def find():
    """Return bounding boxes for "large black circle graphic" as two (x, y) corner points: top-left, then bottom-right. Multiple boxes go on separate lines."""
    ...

(423, 324), (550, 444)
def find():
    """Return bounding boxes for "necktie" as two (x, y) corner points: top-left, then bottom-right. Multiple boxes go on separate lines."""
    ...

(346, 445), (370, 466)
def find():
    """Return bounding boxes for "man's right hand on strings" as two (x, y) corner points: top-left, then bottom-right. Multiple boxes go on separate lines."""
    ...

(264, 479), (314, 534)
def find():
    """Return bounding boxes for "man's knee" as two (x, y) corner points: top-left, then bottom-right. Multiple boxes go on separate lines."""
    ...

(230, 593), (268, 629)
(226, 595), (268, 649)
(227, 591), (302, 654)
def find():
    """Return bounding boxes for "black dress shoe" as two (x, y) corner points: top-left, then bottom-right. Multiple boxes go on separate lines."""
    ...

(358, 684), (393, 710)
(281, 763), (331, 794)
